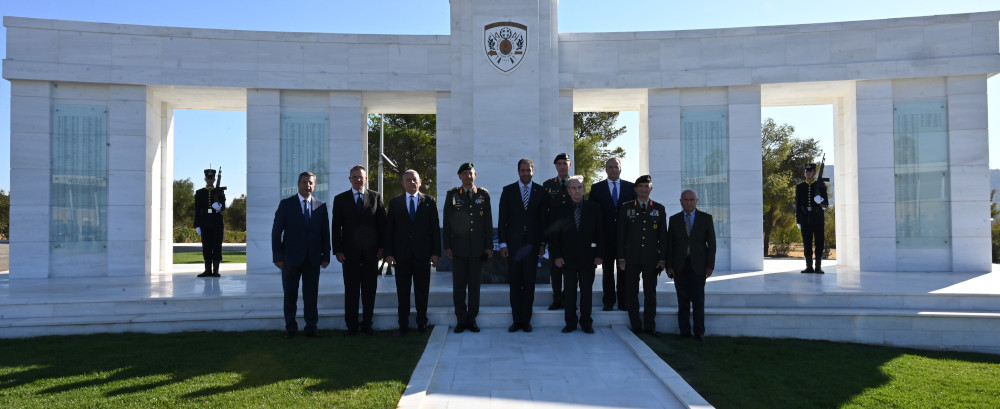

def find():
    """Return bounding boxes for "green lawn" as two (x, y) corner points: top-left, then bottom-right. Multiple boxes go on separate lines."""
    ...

(0, 330), (429, 409)
(173, 251), (247, 264)
(641, 335), (1000, 409)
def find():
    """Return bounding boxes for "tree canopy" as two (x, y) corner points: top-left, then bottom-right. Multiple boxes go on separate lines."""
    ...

(573, 112), (627, 192)
(367, 114), (437, 201)
(762, 118), (821, 256)
(173, 178), (195, 230)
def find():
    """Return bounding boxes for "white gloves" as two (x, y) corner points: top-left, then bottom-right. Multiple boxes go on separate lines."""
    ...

(196, 227), (202, 235)
(212, 202), (222, 211)
(796, 224), (801, 229)
(813, 195), (823, 204)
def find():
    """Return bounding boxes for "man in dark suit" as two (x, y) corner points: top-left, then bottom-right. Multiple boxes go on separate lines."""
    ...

(541, 153), (573, 310)
(271, 171), (331, 338)
(551, 176), (603, 334)
(617, 175), (667, 335)
(443, 162), (493, 334)
(666, 189), (716, 342)
(498, 158), (548, 333)
(332, 165), (386, 335)
(194, 168), (226, 277)
(384, 170), (441, 334)
(589, 157), (635, 311)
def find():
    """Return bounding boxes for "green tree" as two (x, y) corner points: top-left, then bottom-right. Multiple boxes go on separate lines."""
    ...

(225, 194), (247, 232)
(573, 112), (627, 193)
(0, 189), (9, 239)
(366, 114), (437, 201)
(173, 178), (195, 230)
(991, 189), (1000, 263)
(762, 118), (821, 256)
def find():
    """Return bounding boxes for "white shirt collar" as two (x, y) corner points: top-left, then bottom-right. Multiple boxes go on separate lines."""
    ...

(352, 188), (365, 196)
(407, 192), (419, 200)
(519, 180), (532, 190)
(297, 193), (311, 203)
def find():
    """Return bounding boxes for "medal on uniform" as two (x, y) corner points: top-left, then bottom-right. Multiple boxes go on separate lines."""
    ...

(653, 223), (658, 229)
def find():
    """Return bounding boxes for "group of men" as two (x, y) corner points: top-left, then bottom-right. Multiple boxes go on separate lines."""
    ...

(268, 154), (719, 341)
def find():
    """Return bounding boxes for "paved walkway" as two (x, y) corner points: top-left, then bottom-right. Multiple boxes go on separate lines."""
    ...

(399, 325), (710, 409)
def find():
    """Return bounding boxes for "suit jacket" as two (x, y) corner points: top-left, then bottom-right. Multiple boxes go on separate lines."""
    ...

(385, 192), (441, 262)
(589, 178), (635, 259)
(332, 189), (386, 262)
(550, 200), (604, 269)
(497, 181), (548, 252)
(442, 186), (493, 258)
(666, 210), (717, 276)
(617, 199), (668, 266)
(271, 194), (331, 267)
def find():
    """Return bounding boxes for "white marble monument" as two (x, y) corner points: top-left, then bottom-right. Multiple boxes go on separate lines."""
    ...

(4, 0), (998, 278)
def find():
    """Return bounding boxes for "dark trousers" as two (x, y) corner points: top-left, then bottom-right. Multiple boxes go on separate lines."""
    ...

(563, 266), (595, 328)
(801, 221), (825, 265)
(200, 225), (224, 272)
(452, 256), (482, 326)
(601, 258), (626, 308)
(394, 257), (430, 328)
(343, 259), (378, 330)
(675, 259), (706, 336)
(281, 260), (320, 333)
(625, 263), (658, 331)
(550, 264), (564, 305)
(508, 245), (538, 325)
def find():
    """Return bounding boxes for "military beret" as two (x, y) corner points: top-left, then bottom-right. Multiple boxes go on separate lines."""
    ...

(553, 153), (571, 164)
(204, 169), (217, 178)
(805, 163), (817, 172)
(458, 162), (475, 173)
(635, 175), (652, 184)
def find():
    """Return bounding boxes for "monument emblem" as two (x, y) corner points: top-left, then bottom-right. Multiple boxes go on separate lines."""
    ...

(484, 22), (527, 73)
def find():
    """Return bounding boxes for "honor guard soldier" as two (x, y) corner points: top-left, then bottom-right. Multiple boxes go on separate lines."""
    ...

(795, 163), (829, 273)
(616, 175), (667, 335)
(194, 168), (226, 277)
(443, 162), (494, 333)
(542, 152), (573, 310)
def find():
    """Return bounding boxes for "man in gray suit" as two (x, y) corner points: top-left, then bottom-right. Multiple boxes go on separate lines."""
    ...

(666, 189), (716, 342)
(272, 171), (331, 339)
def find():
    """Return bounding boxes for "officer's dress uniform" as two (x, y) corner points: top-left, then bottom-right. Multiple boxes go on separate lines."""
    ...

(194, 171), (226, 277)
(795, 174), (829, 273)
(617, 199), (667, 333)
(542, 177), (572, 309)
(443, 185), (493, 331)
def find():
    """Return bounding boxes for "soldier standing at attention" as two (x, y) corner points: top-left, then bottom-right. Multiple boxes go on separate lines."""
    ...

(542, 153), (573, 310)
(443, 162), (493, 333)
(617, 175), (667, 336)
(194, 168), (226, 277)
(795, 163), (829, 274)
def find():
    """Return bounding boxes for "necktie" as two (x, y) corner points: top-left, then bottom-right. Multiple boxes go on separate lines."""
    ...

(561, 179), (566, 190)
(522, 185), (529, 210)
(356, 192), (364, 213)
(611, 181), (618, 207)
(408, 195), (416, 221)
(685, 212), (692, 235)
(642, 203), (647, 213)
(574, 203), (582, 230)
(303, 199), (310, 222)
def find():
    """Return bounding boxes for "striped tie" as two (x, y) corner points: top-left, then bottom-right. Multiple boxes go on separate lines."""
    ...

(574, 203), (582, 230)
(522, 185), (529, 210)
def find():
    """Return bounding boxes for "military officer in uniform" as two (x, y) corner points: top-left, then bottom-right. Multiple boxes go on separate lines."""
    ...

(795, 163), (829, 274)
(443, 162), (494, 333)
(542, 153), (573, 310)
(194, 168), (226, 277)
(617, 175), (667, 335)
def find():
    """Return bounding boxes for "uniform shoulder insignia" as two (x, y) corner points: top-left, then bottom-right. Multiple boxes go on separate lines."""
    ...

(478, 187), (488, 193)
(449, 186), (461, 192)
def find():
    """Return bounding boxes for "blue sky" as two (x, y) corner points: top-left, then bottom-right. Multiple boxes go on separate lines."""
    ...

(1, 0), (998, 198)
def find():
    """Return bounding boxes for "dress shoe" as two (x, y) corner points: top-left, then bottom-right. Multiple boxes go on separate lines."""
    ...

(801, 267), (814, 274)
(523, 324), (533, 333)
(548, 302), (564, 310)
(815, 267), (825, 274)
(582, 326), (595, 334)
(561, 326), (575, 333)
(417, 324), (427, 333)
(507, 323), (521, 332)
(695, 334), (706, 342)
(305, 330), (322, 338)
(197, 271), (212, 278)
(345, 328), (359, 336)
(283, 331), (296, 339)
(454, 324), (466, 333)
(362, 327), (375, 336)
(602, 305), (613, 311)
(211, 272), (221, 277)
(467, 323), (480, 333)
(644, 329), (660, 337)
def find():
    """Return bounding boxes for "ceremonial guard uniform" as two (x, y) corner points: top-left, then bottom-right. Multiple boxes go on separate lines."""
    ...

(795, 163), (829, 273)
(442, 163), (493, 333)
(617, 176), (667, 334)
(194, 168), (226, 277)
(542, 153), (573, 309)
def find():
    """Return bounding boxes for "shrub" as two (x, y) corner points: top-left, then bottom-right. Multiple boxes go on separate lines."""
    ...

(224, 230), (247, 243)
